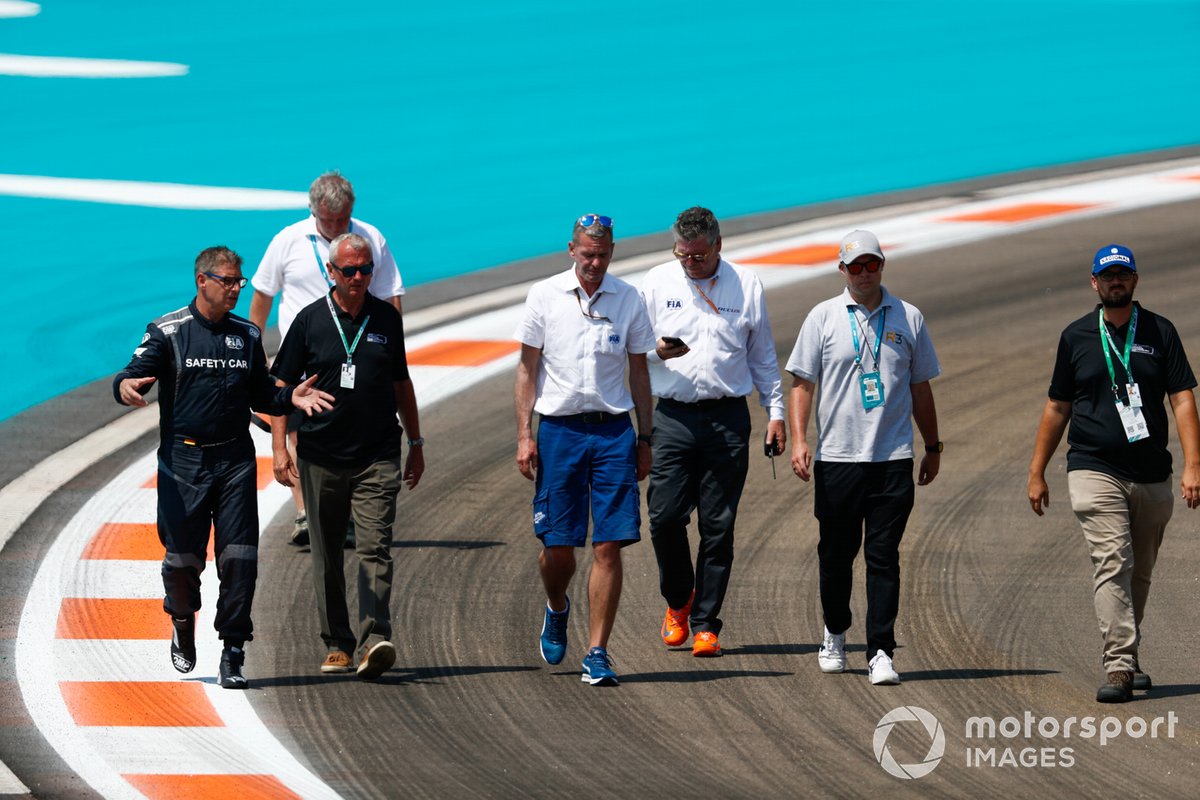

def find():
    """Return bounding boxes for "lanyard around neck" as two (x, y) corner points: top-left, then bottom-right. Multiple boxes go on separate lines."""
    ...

(308, 220), (354, 287)
(848, 306), (885, 373)
(1099, 305), (1138, 392)
(326, 294), (369, 364)
(689, 275), (719, 313)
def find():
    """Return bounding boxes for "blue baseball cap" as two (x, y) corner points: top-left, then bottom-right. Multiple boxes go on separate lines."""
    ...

(1093, 244), (1136, 275)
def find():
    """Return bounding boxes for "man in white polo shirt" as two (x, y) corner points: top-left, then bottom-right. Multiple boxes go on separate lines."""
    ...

(249, 171), (405, 546)
(639, 206), (786, 659)
(514, 213), (655, 687)
(786, 229), (942, 686)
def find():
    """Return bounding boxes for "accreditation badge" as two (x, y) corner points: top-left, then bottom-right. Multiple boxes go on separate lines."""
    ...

(1126, 383), (1143, 408)
(340, 363), (356, 389)
(859, 371), (884, 410)
(1115, 397), (1148, 442)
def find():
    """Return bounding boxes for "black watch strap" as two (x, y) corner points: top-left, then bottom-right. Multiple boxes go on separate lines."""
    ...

(925, 441), (943, 454)
(637, 434), (653, 445)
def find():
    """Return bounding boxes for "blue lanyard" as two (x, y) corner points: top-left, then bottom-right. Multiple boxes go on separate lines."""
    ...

(848, 306), (886, 373)
(308, 220), (355, 287)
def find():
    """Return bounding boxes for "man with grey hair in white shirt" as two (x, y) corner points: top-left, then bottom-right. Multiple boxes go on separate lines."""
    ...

(787, 229), (941, 686)
(514, 213), (656, 687)
(639, 206), (786, 659)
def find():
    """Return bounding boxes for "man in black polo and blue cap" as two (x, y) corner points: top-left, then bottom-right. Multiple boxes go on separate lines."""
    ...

(1028, 244), (1200, 703)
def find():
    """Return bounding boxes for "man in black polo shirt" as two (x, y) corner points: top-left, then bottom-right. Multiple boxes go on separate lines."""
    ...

(1028, 244), (1200, 703)
(271, 232), (425, 680)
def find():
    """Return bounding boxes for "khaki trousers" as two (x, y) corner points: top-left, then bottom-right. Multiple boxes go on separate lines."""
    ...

(1067, 469), (1173, 673)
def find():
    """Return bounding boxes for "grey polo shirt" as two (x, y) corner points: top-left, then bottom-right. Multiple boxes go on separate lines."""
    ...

(786, 286), (940, 462)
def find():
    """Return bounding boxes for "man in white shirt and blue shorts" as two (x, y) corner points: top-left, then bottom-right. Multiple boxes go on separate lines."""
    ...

(514, 213), (656, 686)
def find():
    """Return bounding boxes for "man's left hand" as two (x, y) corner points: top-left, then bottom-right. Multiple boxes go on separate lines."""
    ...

(636, 439), (652, 480)
(765, 419), (787, 457)
(918, 453), (940, 485)
(1182, 464), (1200, 509)
(292, 374), (335, 416)
(404, 445), (425, 490)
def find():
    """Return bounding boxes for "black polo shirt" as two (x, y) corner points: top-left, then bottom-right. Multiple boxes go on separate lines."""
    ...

(272, 291), (410, 469)
(1049, 302), (1196, 483)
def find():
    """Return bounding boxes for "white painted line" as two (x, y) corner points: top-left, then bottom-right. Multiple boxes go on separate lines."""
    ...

(0, 175), (309, 210)
(0, 54), (186, 78)
(0, 758), (29, 796)
(0, 1), (38, 19)
(0, 406), (157, 553)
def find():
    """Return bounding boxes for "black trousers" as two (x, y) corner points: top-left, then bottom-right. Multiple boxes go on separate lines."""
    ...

(157, 437), (259, 645)
(813, 459), (914, 660)
(648, 397), (751, 636)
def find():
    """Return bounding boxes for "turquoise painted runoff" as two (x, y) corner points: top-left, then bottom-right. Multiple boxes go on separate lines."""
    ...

(1, 0), (1197, 421)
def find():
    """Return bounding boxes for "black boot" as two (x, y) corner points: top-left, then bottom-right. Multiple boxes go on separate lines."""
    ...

(170, 615), (196, 674)
(219, 646), (248, 689)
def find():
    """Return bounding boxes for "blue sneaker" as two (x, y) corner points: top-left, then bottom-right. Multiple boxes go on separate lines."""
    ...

(581, 646), (618, 686)
(539, 596), (570, 665)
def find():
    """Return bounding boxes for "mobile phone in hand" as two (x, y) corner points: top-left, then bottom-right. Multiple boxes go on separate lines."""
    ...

(662, 336), (686, 348)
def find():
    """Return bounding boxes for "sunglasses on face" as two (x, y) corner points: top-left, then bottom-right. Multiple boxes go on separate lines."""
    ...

(844, 258), (883, 275)
(329, 262), (375, 278)
(577, 214), (613, 229)
(204, 272), (248, 289)
(1096, 269), (1135, 282)
(673, 247), (713, 264)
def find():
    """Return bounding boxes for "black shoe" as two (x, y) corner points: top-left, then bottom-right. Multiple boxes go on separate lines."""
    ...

(290, 513), (309, 547)
(1132, 657), (1152, 690)
(170, 615), (196, 674)
(344, 518), (356, 549)
(1096, 670), (1133, 703)
(219, 646), (248, 689)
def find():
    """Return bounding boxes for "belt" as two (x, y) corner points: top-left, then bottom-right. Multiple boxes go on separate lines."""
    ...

(658, 396), (745, 410)
(177, 435), (239, 448)
(544, 411), (628, 424)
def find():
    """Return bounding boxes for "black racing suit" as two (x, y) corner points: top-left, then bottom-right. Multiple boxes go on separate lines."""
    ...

(113, 300), (294, 645)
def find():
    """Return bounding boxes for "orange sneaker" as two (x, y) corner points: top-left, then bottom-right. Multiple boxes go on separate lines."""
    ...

(660, 592), (693, 647)
(693, 631), (721, 657)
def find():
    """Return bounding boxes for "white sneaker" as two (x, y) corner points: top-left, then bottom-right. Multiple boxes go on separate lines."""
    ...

(868, 649), (901, 685)
(818, 627), (846, 673)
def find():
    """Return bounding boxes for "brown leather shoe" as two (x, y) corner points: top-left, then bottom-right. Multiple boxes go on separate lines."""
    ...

(320, 650), (352, 674)
(1096, 670), (1133, 703)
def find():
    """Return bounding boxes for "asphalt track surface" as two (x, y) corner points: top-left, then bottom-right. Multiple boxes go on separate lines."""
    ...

(6, 197), (1200, 798)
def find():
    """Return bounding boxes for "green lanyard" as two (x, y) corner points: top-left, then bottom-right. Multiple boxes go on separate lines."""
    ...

(1098, 305), (1138, 395)
(326, 295), (369, 365)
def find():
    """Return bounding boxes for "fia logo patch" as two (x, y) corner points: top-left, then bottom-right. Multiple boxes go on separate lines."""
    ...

(225, 335), (244, 350)
(666, 299), (683, 309)
(367, 333), (388, 345)
(609, 333), (621, 344)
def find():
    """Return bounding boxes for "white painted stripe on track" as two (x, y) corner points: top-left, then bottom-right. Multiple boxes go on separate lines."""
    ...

(0, 175), (308, 210)
(9, 155), (1200, 797)
(0, 1), (38, 19)
(0, 54), (187, 78)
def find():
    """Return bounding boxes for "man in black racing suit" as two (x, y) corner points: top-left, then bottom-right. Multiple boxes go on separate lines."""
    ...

(114, 246), (333, 688)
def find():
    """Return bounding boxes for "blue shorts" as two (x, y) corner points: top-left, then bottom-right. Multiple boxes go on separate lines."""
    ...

(533, 414), (642, 548)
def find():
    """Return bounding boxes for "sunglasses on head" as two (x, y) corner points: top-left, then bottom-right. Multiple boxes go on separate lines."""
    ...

(578, 214), (613, 229)
(329, 262), (375, 278)
(843, 257), (883, 275)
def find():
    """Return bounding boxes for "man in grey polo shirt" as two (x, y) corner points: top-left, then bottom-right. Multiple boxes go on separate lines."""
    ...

(786, 230), (941, 685)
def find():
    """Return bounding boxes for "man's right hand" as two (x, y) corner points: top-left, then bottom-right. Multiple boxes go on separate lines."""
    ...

(516, 437), (538, 481)
(273, 448), (299, 487)
(119, 376), (156, 407)
(655, 338), (690, 360)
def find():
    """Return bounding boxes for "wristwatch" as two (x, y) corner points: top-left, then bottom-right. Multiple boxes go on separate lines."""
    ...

(637, 434), (653, 445)
(408, 437), (425, 447)
(925, 441), (943, 454)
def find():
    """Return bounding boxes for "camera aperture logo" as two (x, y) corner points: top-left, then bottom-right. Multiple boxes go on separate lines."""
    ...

(874, 706), (946, 779)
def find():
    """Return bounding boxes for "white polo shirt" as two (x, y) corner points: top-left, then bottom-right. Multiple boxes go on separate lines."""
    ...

(639, 258), (784, 420)
(514, 266), (656, 417)
(786, 286), (941, 462)
(250, 215), (405, 340)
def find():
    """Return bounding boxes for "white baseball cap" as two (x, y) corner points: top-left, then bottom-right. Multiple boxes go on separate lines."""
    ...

(839, 230), (885, 264)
